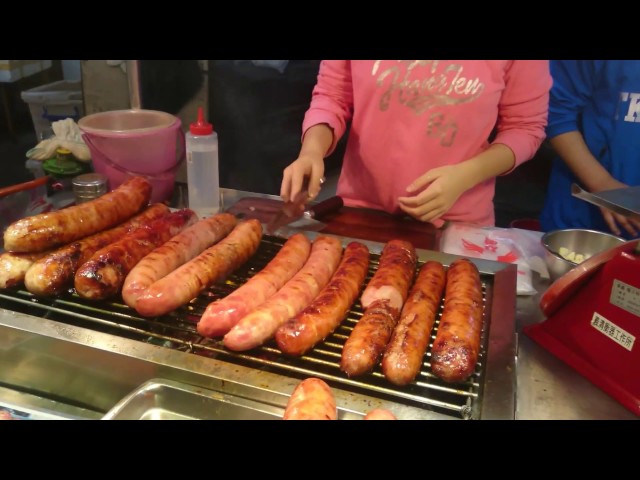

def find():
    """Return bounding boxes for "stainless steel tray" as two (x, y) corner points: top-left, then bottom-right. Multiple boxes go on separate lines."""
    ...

(102, 379), (284, 420)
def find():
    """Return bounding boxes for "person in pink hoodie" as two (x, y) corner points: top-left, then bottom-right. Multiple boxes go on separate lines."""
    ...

(280, 60), (552, 227)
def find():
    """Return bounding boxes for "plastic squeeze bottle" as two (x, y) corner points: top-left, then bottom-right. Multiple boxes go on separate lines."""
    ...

(186, 106), (220, 217)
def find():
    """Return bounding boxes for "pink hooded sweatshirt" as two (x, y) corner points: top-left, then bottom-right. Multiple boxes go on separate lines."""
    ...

(302, 60), (551, 226)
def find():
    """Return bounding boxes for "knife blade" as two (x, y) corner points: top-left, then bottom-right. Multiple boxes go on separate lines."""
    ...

(266, 195), (344, 234)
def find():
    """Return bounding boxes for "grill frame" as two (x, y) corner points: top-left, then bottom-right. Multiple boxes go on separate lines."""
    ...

(0, 232), (517, 420)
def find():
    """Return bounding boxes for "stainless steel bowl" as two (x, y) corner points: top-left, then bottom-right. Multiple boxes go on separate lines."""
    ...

(541, 228), (625, 282)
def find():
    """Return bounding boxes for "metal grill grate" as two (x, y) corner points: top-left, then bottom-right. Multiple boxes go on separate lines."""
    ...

(0, 235), (494, 420)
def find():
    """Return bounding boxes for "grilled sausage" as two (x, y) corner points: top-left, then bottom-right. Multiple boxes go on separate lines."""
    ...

(340, 299), (399, 377)
(364, 409), (397, 420)
(136, 219), (262, 318)
(3, 176), (152, 253)
(223, 236), (343, 351)
(340, 240), (417, 377)
(0, 251), (50, 289)
(360, 239), (416, 311)
(24, 204), (170, 296)
(275, 242), (370, 356)
(282, 378), (337, 420)
(198, 233), (311, 338)
(122, 213), (237, 309)
(431, 258), (484, 384)
(74, 209), (198, 300)
(382, 261), (447, 386)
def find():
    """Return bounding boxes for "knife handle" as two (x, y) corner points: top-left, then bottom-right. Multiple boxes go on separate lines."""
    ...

(307, 196), (344, 219)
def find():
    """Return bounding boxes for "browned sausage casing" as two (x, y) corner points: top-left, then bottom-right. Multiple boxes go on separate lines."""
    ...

(24, 204), (170, 296)
(198, 232), (311, 338)
(74, 209), (197, 300)
(223, 236), (343, 351)
(121, 213), (237, 309)
(137, 219), (263, 318)
(382, 261), (446, 386)
(275, 241), (370, 357)
(283, 378), (337, 420)
(360, 239), (416, 311)
(0, 251), (51, 289)
(4, 176), (152, 253)
(431, 258), (484, 384)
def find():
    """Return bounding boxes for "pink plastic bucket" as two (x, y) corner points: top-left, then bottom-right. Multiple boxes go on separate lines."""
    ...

(78, 109), (184, 204)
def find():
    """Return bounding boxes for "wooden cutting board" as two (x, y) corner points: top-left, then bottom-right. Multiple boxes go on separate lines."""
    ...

(226, 197), (441, 251)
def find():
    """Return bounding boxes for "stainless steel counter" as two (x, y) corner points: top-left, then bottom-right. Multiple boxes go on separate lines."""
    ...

(0, 187), (636, 420)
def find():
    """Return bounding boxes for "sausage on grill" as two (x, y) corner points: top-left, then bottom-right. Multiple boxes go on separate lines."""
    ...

(136, 219), (262, 318)
(275, 241), (370, 357)
(431, 258), (484, 384)
(360, 239), (417, 311)
(0, 251), (50, 289)
(24, 204), (170, 296)
(282, 378), (337, 420)
(340, 239), (417, 377)
(382, 261), (447, 386)
(74, 209), (198, 300)
(223, 236), (343, 351)
(122, 213), (237, 309)
(4, 176), (152, 253)
(198, 232), (311, 338)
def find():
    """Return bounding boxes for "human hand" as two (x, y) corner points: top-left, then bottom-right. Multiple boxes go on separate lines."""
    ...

(593, 179), (640, 238)
(398, 165), (470, 223)
(280, 152), (325, 203)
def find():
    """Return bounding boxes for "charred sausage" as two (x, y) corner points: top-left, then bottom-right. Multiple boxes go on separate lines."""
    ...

(382, 261), (447, 386)
(275, 242), (370, 356)
(24, 204), (170, 296)
(136, 219), (262, 318)
(74, 209), (197, 300)
(431, 258), (484, 384)
(4, 176), (152, 253)
(223, 236), (343, 351)
(360, 239), (416, 311)
(122, 213), (237, 309)
(198, 233), (311, 338)
(282, 378), (337, 420)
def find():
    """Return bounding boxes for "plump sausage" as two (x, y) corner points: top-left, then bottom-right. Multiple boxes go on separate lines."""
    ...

(223, 236), (343, 351)
(136, 219), (262, 318)
(198, 233), (311, 338)
(282, 378), (337, 420)
(275, 242), (370, 356)
(24, 204), (170, 296)
(382, 261), (447, 386)
(340, 240), (417, 377)
(360, 239), (416, 311)
(4, 176), (152, 253)
(0, 251), (50, 289)
(122, 213), (237, 309)
(74, 209), (198, 300)
(340, 299), (399, 377)
(364, 409), (397, 420)
(431, 258), (484, 384)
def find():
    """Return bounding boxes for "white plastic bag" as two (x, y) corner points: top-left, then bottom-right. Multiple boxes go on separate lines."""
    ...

(440, 223), (550, 296)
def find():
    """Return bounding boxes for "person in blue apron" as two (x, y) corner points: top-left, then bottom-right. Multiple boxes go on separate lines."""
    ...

(540, 60), (640, 239)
